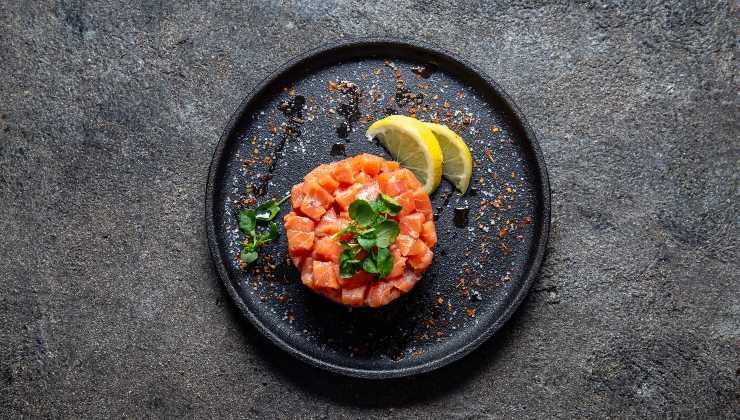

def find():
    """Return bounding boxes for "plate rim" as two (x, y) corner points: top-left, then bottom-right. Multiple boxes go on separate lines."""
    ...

(205, 37), (551, 379)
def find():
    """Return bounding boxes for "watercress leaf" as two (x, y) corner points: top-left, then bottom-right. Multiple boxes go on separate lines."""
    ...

(357, 237), (376, 252)
(370, 199), (386, 214)
(340, 256), (361, 278)
(361, 255), (378, 274)
(348, 199), (376, 226)
(266, 221), (279, 241)
(379, 193), (402, 215)
(374, 220), (400, 248)
(240, 251), (259, 264)
(256, 203), (282, 222)
(238, 210), (256, 234)
(375, 247), (393, 278)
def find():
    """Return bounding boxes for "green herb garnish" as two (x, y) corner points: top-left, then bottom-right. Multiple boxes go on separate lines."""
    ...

(335, 195), (401, 279)
(238, 193), (289, 266)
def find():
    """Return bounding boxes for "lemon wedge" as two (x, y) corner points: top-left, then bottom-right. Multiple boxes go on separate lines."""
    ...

(367, 115), (443, 194)
(424, 122), (473, 193)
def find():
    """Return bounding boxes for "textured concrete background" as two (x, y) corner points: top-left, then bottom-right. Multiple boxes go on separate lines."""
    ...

(1, 0), (737, 418)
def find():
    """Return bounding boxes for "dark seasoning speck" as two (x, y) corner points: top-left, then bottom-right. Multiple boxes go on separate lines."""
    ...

(222, 57), (536, 362)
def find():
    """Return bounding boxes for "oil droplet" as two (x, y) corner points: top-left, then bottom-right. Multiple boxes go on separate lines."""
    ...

(330, 143), (346, 156)
(336, 121), (350, 138)
(453, 207), (469, 227)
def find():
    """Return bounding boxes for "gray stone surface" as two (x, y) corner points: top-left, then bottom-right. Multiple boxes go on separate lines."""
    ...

(1, 0), (737, 418)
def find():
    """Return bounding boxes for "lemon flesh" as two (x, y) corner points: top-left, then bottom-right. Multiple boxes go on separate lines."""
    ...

(366, 115), (443, 194)
(424, 122), (473, 194)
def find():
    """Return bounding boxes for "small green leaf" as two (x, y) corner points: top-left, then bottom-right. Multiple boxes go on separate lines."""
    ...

(240, 251), (258, 264)
(357, 237), (376, 252)
(259, 221), (279, 242)
(374, 220), (400, 248)
(375, 247), (393, 278)
(348, 199), (376, 227)
(239, 210), (256, 233)
(361, 255), (378, 274)
(378, 193), (402, 215)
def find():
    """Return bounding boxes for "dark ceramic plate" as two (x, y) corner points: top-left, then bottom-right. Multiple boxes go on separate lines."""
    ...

(206, 39), (550, 378)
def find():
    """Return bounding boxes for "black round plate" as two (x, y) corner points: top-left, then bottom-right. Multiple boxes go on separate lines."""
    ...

(206, 38), (550, 378)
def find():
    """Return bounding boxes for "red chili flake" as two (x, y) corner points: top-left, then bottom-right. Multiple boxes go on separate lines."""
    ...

(436, 297), (445, 305)
(443, 100), (450, 109)
(490, 126), (500, 134)
(499, 227), (509, 238)
(523, 215), (533, 225)
(277, 294), (286, 304)
(466, 308), (476, 318)
(462, 115), (472, 125)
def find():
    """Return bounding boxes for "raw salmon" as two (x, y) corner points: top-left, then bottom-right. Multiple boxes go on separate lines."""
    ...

(285, 154), (437, 307)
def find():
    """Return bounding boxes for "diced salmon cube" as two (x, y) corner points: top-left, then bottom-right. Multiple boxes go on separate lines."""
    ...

(408, 248), (433, 272)
(313, 236), (343, 263)
(303, 179), (334, 207)
(400, 213), (425, 238)
(378, 172), (406, 197)
(335, 183), (364, 210)
(421, 220), (437, 247)
(287, 230), (314, 253)
(395, 191), (416, 216)
(300, 201), (326, 221)
(300, 180), (333, 220)
(395, 234), (415, 256)
(313, 260), (340, 289)
(284, 212), (315, 232)
(357, 154), (383, 176)
(354, 172), (372, 185)
(332, 160), (355, 184)
(381, 160), (400, 173)
(315, 208), (349, 237)
(341, 286), (367, 306)
(413, 189), (433, 219)
(356, 181), (379, 202)
(291, 183), (305, 210)
(300, 257), (314, 287)
(366, 281), (401, 307)
(306, 164), (340, 193)
(389, 248), (407, 278)
(397, 168), (422, 190)
(407, 238), (429, 257)
(339, 270), (375, 288)
(390, 269), (421, 293)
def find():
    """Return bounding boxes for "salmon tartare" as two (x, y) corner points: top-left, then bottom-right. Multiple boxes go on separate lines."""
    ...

(284, 153), (437, 307)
